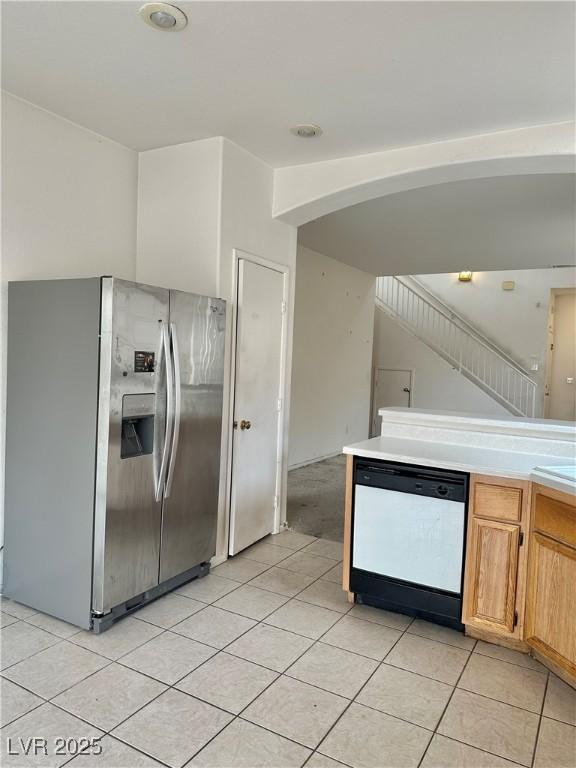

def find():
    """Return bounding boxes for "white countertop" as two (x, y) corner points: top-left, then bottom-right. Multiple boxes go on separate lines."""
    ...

(531, 466), (576, 495)
(344, 408), (575, 491)
(343, 435), (572, 482)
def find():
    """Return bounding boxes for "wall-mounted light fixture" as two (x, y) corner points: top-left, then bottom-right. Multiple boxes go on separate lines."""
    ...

(458, 271), (473, 282)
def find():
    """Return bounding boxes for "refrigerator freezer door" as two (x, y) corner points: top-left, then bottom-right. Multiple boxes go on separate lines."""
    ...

(93, 279), (170, 615)
(159, 291), (226, 582)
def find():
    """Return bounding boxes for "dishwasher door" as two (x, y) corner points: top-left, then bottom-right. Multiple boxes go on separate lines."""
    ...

(353, 484), (465, 593)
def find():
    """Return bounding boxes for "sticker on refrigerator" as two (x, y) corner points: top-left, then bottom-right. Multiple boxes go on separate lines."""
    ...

(134, 351), (155, 373)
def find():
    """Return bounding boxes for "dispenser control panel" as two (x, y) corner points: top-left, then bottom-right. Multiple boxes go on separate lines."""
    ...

(134, 351), (155, 373)
(122, 393), (155, 418)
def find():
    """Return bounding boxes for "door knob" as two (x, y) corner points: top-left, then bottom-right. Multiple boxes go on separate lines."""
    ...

(403, 388), (411, 393)
(240, 419), (252, 430)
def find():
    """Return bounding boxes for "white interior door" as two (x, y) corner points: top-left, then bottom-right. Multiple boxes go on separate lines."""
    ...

(371, 368), (412, 436)
(548, 291), (576, 420)
(229, 258), (286, 555)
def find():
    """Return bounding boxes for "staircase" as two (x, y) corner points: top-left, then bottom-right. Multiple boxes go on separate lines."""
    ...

(375, 276), (538, 417)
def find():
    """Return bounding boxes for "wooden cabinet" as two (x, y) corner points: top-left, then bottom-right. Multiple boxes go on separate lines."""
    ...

(472, 481), (523, 522)
(465, 518), (520, 633)
(525, 484), (576, 680)
(463, 475), (530, 641)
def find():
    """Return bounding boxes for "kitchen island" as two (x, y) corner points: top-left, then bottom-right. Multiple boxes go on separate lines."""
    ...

(342, 408), (575, 686)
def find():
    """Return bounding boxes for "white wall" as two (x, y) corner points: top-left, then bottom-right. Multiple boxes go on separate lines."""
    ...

(373, 307), (509, 416)
(289, 245), (376, 468)
(137, 138), (222, 296)
(0, 92), (138, 582)
(219, 139), (296, 300)
(137, 137), (297, 561)
(417, 268), (576, 398)
(2, 94), (137, 282)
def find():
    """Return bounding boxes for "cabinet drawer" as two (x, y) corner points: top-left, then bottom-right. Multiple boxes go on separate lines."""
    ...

(473, 482), (523, 522)
(534, 494), (576, 549)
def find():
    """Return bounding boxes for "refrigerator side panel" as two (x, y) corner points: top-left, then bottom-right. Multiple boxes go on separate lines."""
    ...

(92, 278), (169, 615)
(159, 292), (226, 582)
(3, 278), (102, 628)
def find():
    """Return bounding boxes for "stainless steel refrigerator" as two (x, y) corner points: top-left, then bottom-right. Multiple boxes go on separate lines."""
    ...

(3, 277), (226, 631)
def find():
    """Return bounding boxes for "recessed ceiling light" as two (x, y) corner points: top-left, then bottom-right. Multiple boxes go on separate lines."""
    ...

(290, 124), (323, 138)
(139, 3), (187, 31)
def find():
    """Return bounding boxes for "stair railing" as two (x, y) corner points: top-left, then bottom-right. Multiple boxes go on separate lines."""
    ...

(375, 276), (538, 417)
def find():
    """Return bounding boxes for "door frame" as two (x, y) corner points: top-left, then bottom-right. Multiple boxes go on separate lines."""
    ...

(543, 289), (556, 418)
(225, 248), (291, 555)
(371, 367), (414, 436)
(543, 288), (575, 418)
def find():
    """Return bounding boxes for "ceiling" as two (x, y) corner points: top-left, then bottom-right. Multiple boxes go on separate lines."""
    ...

(298, 174), (576, 275)
(2, 1), (574, 166)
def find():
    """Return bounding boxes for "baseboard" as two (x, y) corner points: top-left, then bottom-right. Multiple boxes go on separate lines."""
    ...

(288, 451), (342, 471)
(465, 625), (530, 652)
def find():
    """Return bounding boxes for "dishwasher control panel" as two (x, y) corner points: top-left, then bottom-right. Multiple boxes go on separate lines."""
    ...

(355, 461), (467, 503)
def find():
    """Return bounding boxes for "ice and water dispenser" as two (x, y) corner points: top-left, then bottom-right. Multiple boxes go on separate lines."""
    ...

(121, 394), (155, 459)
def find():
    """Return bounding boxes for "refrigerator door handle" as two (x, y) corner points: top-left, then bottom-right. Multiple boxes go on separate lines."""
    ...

(155, 321), (174, 501)
(165, 322), (181, 498)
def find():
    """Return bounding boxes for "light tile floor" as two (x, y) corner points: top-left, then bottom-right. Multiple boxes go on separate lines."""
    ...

(1, 534), (575, 768)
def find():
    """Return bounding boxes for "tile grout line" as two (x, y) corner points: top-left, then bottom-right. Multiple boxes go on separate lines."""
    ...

(311, 608), (416, 763)
(0, 630), (66, 673)
(2, 612), (165, 674)
(470, 645), (550, 673)
(0, 694), (46, 730)
(428, 733), (530, 768)
(416, 642), (475, 768)
(530, 670), (550, 768)
(426, 682), (550, 719)
(61, 736), (174, 768)
(416, 644), (551, 768)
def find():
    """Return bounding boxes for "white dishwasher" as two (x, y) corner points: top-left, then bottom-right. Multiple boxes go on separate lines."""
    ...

(350, 459), (468, 630)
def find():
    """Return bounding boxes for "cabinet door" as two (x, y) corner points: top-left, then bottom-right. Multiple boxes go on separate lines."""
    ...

(463, 518), (520, 634)
(526, 533), (576, 677)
